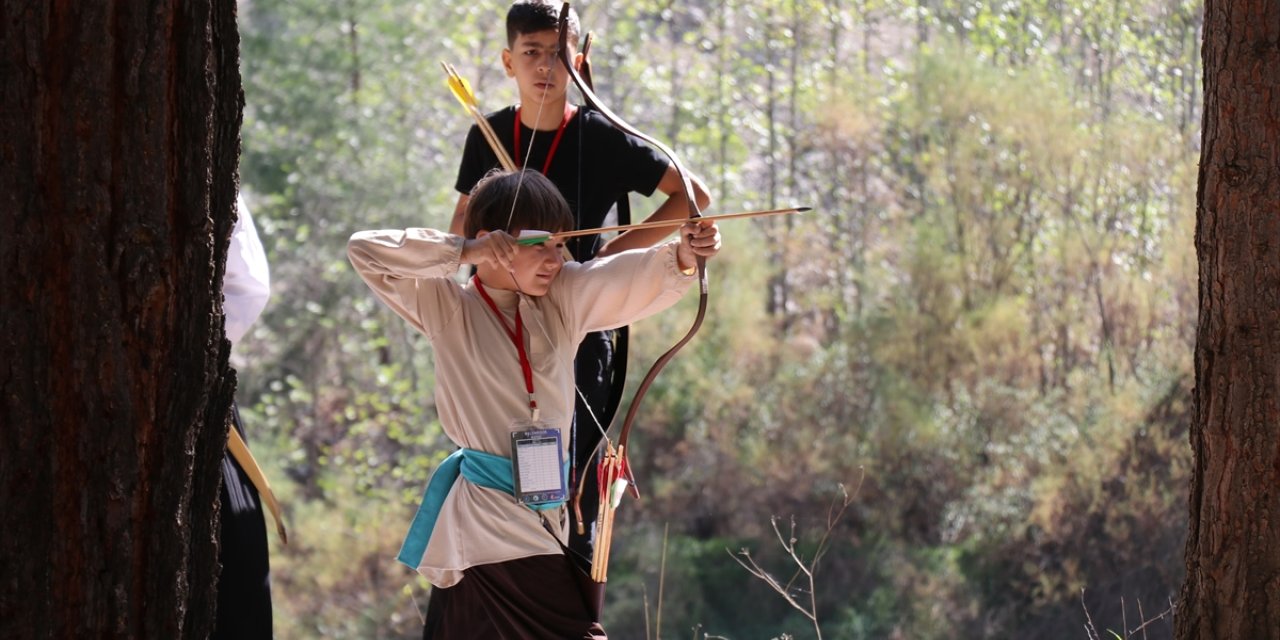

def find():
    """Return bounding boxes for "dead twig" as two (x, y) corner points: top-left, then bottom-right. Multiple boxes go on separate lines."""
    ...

(728, 471), (865, 640)
(1081, 588), (1102, 640)
(1081, 589), (1176, 639)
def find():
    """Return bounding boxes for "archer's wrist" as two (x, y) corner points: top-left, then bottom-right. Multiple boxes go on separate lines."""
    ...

(459, 237), (478, 265)
(675, 246), (696, 274)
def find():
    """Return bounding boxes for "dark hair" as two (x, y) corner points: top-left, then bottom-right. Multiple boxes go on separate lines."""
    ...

(464, 170), (575, 239)
(506, 0), (579, 48)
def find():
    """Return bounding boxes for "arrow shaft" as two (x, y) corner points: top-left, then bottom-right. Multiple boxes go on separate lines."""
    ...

(517, 206), (811, 244)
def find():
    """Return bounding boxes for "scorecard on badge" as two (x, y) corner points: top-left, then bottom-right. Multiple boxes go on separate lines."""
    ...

(510, 427), (566, 506)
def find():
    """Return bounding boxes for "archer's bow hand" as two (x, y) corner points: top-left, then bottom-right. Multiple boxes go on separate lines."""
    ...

(676, 220), (722, 271)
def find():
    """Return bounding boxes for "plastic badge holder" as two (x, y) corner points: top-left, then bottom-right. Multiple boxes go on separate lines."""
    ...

(510, 427), (566, 506)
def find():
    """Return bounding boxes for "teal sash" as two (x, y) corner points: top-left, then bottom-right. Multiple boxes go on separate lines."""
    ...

(396, 447), (567, 569)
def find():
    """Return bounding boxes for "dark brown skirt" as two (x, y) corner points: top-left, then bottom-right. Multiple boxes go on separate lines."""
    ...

(423, 553), (607, 640)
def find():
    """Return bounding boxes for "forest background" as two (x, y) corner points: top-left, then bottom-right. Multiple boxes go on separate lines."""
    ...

(233, 0), (1200, 637)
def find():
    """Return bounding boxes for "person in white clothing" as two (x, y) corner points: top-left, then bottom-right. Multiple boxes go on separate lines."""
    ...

(212, 194), (273, 639)
(224, 195), (271, 345)
(349, 170), (720, 639)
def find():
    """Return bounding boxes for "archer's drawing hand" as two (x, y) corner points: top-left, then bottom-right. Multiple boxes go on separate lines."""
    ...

(676, 220), (722, 271)
(462, 231), (518, 270)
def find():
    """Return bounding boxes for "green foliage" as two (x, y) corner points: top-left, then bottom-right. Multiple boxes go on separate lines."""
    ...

(234, 0), (1200, 637)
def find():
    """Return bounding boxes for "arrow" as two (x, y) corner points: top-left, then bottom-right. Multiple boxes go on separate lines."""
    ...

(515, 206), (813, 245)
(441, 61), (517, 171)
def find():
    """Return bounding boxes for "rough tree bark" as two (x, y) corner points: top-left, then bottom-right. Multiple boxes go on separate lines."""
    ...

(1177, 1), (1280, 638)
(0, 2), (242, 638)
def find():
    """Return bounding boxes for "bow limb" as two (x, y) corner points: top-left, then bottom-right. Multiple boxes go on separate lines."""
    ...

(557, 5), (701, 224)
(572, 29), (636, 459)
(557, 2), (708, 465)
(579, 32), (596, 92)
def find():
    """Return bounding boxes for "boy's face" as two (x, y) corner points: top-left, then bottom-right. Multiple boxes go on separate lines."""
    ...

(502, 29), (581, 109)
(479, 230), (566, 296)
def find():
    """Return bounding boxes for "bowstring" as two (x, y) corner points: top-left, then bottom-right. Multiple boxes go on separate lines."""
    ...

(569, 69), (615, 497)
(503, 55), (552, 231)
(508, 259), (611, 533)
(508, 256), (611, 448)
(500, 54), (550, 412)
(505, 45), (611, 530)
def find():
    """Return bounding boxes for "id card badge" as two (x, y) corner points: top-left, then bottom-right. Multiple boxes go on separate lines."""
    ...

(509, 424), (566, 507)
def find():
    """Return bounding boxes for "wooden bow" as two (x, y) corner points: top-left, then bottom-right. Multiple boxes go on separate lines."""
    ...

(557, 1), (708, 584)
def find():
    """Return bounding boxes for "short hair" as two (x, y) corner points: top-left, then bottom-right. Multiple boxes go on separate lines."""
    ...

(464, 170), (575, 239)
(507, 0), (580, 48)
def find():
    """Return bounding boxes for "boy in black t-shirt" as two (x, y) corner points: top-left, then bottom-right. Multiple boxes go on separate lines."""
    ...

(450, 0), (711, 574)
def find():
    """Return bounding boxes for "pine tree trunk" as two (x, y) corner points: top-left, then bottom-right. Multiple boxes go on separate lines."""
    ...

(0, 2), (242, 637)
(1177, 1), (1280, 638)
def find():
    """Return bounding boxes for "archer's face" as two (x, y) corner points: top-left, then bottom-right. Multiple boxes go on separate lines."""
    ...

(502, 30), (579, 109)
(511, 236), (566, 296)
(476, 230), (567, 297)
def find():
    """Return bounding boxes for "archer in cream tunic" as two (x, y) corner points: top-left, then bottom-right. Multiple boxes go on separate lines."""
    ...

(348, 228), (696, 588)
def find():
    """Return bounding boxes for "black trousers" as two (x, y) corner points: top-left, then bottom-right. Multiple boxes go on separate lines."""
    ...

(422, 554), (607, 640)
(568, 330), (618, 571)
(211, 404), (273, 639)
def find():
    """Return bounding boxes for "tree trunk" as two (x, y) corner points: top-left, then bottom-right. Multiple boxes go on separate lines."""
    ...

(0, 2), (242, 638)
(1177, 1), (1280, 638)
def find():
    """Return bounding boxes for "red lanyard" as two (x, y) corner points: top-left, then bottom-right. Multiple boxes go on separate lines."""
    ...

(513, 103), (575, 174)
(473, 277), (539, 420)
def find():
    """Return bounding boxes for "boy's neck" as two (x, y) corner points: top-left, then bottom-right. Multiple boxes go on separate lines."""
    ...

(519, 95), (572, 131)
(475, 263), (517, 293)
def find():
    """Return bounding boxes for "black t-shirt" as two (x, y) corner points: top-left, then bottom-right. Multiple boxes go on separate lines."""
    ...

(455, 105), (669, 261)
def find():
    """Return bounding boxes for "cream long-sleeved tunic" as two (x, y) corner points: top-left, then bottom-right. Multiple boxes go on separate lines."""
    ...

(348, 228), (696, 587)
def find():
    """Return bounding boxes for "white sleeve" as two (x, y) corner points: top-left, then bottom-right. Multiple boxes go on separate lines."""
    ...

(346, 227), (466, 340)
(556, 239), (697, 342)
(224, 194), (272, 347)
